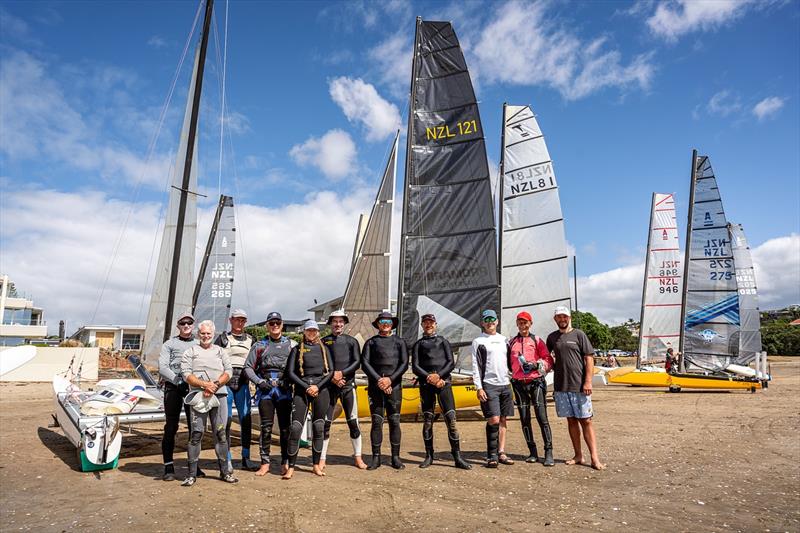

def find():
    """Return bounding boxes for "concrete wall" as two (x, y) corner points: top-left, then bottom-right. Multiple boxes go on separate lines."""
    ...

(0, 346), (99, 382)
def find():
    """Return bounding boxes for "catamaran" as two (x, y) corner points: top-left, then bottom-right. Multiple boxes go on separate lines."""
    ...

(609, 151), (769, 391)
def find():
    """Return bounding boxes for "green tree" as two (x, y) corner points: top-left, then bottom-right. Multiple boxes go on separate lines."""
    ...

(609, 325), (637, 352)
(761, 319), (800, 356)
(571, 310), (612, 351)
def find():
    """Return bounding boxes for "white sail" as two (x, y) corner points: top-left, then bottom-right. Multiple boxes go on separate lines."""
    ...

(342, 132), (398, 345)
(500, 104), (571, 340)
(638, 193), (683, 363)
(142, 46), (201, 366)
(729, 222), (762, 364)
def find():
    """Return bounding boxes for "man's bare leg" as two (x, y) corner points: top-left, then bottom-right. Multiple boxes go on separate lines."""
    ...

(354, 455), (368, 469)
(498, 417), (508, 453)
(579, 418), (606, 470)
(564, 417), (585, 465)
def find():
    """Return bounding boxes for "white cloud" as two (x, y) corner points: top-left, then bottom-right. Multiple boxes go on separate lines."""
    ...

(577, 234), (800, 325)
(707, 90), (741, 117)
(646, 0), (757, 42)
(222, 110), (251, 135)
(752, 96), (785, 121)
(329, 77), (401, 142)
(473, 1), (654, 100)
(367, 31), (412, 99)
(289, 129), (357, 180)
(147, 35), (167, 48)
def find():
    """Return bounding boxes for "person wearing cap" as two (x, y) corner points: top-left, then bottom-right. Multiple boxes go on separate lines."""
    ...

(320, 310), (367, 470)
(214, 309), (257, 472)
(179, 319), (237, 486)
(284, 319), (334, 479)
(471, 309), (513, 468)
(547, 306), (606, 470)
(158, 311), (200, 481)
(361, 311), (409, 470)
(411, 313), (471, 470)
(244, 311), (296, 476)
(508, 311), (555, 466)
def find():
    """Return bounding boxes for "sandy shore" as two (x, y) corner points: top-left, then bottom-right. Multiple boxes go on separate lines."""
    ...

(1, 359), (798, 532)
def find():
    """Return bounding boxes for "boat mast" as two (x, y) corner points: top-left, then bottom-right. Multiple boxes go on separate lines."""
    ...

(636, 193), (657, 369)
(396, 16), (421, 337)
(497, 103), (507, 324)
(678, 149), (698, 372)
(163, 0), (214, 342)
(191, 193), (230, 313)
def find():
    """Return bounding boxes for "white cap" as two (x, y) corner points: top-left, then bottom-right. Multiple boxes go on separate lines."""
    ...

(230, 309), (247, 319)
(303, 319), (320, 331)
(553, 306), (572, 317)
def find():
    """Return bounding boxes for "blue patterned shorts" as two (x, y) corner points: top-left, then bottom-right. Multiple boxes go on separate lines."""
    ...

(554, 391), (593, 419)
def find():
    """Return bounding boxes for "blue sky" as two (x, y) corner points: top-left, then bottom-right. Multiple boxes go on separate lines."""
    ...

(1, 0), (798, 332)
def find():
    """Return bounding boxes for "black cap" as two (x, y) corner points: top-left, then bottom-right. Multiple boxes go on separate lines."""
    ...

(266, 311), (282, 322)
(420, 313), (436, 323)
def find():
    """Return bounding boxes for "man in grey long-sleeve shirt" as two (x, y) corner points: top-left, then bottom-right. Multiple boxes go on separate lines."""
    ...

(158, 311), (198, 481)
(180, 319), (237, 486)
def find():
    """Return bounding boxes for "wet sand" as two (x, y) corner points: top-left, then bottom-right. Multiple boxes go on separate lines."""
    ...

(1, 359), (798, 532)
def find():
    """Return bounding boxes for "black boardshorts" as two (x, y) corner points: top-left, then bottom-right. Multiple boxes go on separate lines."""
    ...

(479, 382), (514, 419)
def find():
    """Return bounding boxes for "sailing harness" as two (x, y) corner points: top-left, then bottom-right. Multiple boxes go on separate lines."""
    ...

(298, 340), (330, 377)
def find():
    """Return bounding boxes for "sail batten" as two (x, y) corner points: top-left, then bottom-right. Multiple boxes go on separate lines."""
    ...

(499, 104), (570, 341)
(398, 19), (499, 369)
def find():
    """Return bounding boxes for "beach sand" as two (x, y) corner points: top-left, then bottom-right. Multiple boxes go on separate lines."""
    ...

(1, 359), (798, 532)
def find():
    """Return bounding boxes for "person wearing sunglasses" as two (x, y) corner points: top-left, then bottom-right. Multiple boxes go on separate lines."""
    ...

(158, 311), (200, 481)
(411, 313), (471, 470)
(244, 311), (296, 476)
(214, 309), (257, 472)
(471, 309), (514, 468)
(361, 311), (409, 470)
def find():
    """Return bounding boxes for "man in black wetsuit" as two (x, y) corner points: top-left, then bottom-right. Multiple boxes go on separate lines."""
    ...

(411, 313), (472, 470)
(361, 311), (409, 470)
(321, 310), (367, 470)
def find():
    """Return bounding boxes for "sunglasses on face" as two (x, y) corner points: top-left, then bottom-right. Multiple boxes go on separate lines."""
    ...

(378, 319), (393, 325)
(267, 321), (282, 326)
(482, 317), (497, 323)
(178, 321), (194, 326)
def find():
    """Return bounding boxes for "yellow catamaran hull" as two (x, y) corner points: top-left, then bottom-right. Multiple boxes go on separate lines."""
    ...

(348, 383), (481, 418)
(607, 366), (762, 391)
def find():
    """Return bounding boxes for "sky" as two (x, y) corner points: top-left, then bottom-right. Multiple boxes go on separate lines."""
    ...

(1, 0), (798, 335)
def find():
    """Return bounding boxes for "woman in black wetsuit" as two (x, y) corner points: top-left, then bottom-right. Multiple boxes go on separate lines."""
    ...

(284, 319), (334, 479)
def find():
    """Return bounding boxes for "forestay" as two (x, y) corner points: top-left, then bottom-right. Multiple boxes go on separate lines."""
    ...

(499, 104), (571, 340)
(398, 19), (499, 370)
(682, 155), (739, 371)
(193, 195), (235, 335)
(729, 222), (762, 364)
(342, 133), (398, 346)
(638, 193), (683, 364)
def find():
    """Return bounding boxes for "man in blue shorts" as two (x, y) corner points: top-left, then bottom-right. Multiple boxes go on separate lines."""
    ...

(546, 306), (606, 470)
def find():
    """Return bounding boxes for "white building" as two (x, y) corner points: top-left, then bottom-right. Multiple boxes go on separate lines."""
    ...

(0, 275), (47, 346)
(71, 325), (146, 350)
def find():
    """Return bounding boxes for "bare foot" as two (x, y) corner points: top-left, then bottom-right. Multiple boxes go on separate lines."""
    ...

(318, 459), (326, 471)
(281, 463), (289, 476)
(312, 465), (326, 477)
(282, 467), (294, 480)
(255, 464), (270, 477)
(565, 456), (587, 466)
(591, 460), (607, 470)
(354, 456), (368, 470)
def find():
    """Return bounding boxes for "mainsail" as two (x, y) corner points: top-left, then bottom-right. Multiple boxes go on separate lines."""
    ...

(341, 133), (398, 345)
(637, 193), (683, 364)
(729, 222), (762, 364)
(397, 18), (499, 368)
(192, 195), (235, 335)
(499, 104), (571, 340)
(680, 152), (740, 371)
(142, 0), (212, 366)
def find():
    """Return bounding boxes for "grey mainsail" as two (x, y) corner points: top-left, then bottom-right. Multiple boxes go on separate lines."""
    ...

(638, 193), (683, 364)
(192, 195), (235, 335)
(499, 104), (571, 340)
(342, 133), (398, 345)
(729, 222), (762, 364)
(680, 153), (740, 371)
(397, 18), (500, 369)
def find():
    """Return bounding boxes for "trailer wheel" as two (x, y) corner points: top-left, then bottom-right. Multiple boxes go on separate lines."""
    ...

(668, 386), (681, 393)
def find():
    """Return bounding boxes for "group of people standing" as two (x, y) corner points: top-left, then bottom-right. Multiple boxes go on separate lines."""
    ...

(158, 304), (605, 487)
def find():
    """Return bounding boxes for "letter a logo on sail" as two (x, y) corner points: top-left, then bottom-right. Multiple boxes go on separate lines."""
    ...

(703, 212), (712, 227)
(662, 229), (668, 240)
(221, 237), (228, 248)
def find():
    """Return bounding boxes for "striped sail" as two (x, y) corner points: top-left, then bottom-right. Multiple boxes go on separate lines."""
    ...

(397, 19), (499, 370)
(499, 104), (570, 340)
(729, 222), (762, 363)
(638, 193), (683, 364)
(142, 44), (201, 366)
(342, 133), (398, 345)
(682, 154), (739, 371)
(192, 195), (235, 335)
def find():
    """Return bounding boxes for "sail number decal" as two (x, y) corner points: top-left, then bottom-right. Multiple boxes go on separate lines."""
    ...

(657, 259), (680, 293)
(210, 262), (233, 298)
(425, 120), (478, 141)
(702, 238), (729, 257)
(507, 164), (555, 195)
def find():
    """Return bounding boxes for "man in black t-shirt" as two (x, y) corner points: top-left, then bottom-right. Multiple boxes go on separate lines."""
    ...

(546, 306), (605, 470)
